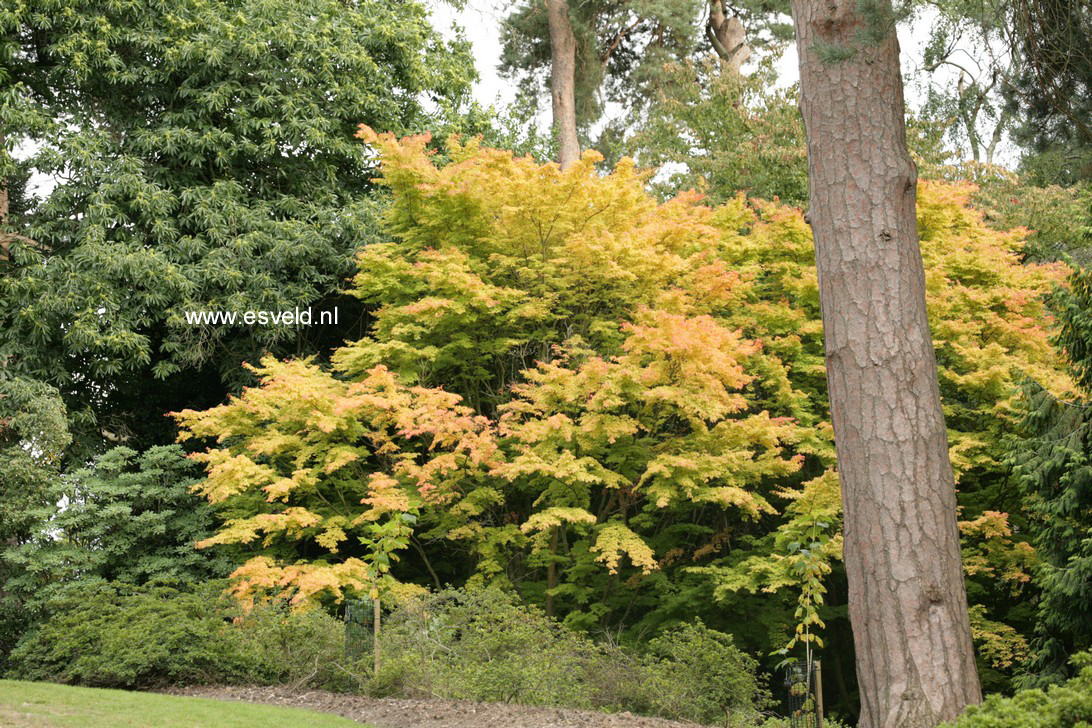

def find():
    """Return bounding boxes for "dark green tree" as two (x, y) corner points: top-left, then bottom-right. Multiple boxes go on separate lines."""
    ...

(0, 365), (70, 663)
(0, 0), (476, 452)
(1011, 266), (1092, 686)
(1006, 0), (1091, 183)
(4, 446), (232, 608)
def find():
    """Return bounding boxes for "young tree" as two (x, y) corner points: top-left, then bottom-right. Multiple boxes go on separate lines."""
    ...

(791, 0), (982, 724)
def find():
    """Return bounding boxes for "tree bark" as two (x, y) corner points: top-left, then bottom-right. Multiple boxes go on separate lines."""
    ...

(789, 2), (982, 726)
(707, 0), (750, 74)
(546, 0), (579, 169)
(1, 133), (10, 261)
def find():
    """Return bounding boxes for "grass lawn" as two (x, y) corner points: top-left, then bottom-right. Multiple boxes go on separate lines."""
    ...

(0, 680), (369, 727)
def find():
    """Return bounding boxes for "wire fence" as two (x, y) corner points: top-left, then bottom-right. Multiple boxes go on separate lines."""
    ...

(344, 597), (373, 661)
(783, 660), (823, 728)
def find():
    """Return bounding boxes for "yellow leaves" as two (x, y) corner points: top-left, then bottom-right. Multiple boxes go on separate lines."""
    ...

(591, 522), (658, 575)
(316, 523), (348, 553)
(262, 468), (315, 503)
(188, 450), (277, 503)
(696, 486), (776, 518)
(177, 347), (500, 609)
(196, 507), (322, 549)
(357, 125), (655, 265)
(323, 447), (360, 474)
(520, 507), (598, 552)
(968, 604), (1030, 669)
(959, 510), (1037, 587)
(520, 507), (597, 534)
(356, 472), (413, 522)
(621, 310), (757, 422)
(226, 555), (372, 609)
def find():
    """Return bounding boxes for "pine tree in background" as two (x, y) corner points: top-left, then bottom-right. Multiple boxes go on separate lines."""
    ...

(1006, 0), (1092, 183)
(1012, 266), (1092, 687)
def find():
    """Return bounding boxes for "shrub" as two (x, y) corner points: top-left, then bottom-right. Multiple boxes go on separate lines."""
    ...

(941, 651), (1092, 727)
(232, 601), (357, 691)
(376, 587), (598, 706)
(373, 587), (774, 726)
(5, 581), (355, 690)
(5, 582), (253, 688)
(640, 621), (772, 727)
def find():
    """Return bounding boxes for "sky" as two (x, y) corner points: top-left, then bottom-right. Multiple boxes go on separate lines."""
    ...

(426, 1), (1019, 167)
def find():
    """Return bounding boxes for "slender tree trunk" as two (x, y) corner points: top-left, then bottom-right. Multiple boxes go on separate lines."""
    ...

(1, 134), (10, 261)
(545, 525), (559, 617)
(790, 2), (982, 726)
(546, 0), (579, 169)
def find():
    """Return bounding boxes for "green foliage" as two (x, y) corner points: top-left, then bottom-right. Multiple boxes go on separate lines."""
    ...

(374, 587), (770, 725)
(377, 587), (598, 705)
(0, 0), (476, 450)
(1005, 0), (1092, 183)
(1010, 265), (1092, 686)
(628, 60), (809, 205)
(0, 371), (69, 547)
(966, 168), (1092, 264)
(627, 59), (955, 205)
(5, 581), (351, 690)
(6, 582), (255, 688)
(4, 446), (232, 611)
(941, 651), (1092, 727)
(0, 369), (70, 663)
(499, 0), (792, 152)
(227, 600), (357, 691)
(641, 621), (771, 726)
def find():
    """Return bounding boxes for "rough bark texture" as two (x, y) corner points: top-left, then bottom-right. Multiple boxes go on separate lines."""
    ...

(707, 0), (751, 73)
(546, 0), (579, 169)
(789, 2), (982, 726)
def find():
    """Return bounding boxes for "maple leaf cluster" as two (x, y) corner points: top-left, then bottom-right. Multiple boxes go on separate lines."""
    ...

(176, 129), (1070, 665)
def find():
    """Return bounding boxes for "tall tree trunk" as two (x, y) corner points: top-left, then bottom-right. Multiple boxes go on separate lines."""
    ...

(546, 0), (579, 169)
(790, 2), (982, 726)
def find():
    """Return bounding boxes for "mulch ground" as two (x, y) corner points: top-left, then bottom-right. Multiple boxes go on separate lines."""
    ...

(163, 685), (713, 728)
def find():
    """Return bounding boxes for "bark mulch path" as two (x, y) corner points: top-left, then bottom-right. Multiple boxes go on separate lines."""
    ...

(164, 685), (713, 728)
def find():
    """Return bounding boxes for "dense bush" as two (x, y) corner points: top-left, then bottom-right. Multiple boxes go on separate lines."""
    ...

(375, 587), (602, 705)
(941, 652), (1092, 727)
(7, 580), (792, 724)
(374, 587), (771, 726)
(641, 622), (771, 725)
(6, 583), (251, 688)
(5, 581), (352, 690)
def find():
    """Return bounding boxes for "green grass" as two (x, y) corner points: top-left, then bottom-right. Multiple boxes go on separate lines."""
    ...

(0, 680), (369, 727)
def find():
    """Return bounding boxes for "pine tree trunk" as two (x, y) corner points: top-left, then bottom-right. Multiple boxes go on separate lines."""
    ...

(546, 0), (579, 169)
(789, 1), (982, 725)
